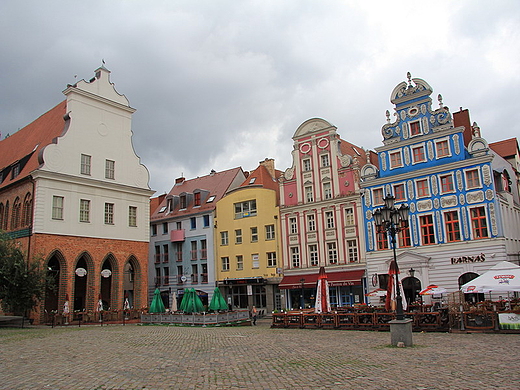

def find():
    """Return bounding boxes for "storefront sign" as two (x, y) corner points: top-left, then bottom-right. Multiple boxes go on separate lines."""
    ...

(451, 253), (485, 264)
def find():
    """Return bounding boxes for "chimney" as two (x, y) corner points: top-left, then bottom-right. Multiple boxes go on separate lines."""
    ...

(175, 177), (185, 185)
(259, 158), (276, 179)
(453, 108), (472, 147)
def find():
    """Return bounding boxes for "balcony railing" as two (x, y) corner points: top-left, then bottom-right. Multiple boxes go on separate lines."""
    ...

(200, 248), (207, 259)
(201, 273), (208, 283)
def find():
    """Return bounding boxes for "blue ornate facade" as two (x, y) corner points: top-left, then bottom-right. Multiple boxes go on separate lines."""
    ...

(360, 73), (520, 304)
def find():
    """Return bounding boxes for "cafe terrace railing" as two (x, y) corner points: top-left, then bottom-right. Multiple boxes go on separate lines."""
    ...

(141, 309), (250, 326)
(271, 304), (520, 333)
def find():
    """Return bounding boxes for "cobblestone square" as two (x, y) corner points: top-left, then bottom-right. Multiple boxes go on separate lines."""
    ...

(1, 319), (519, 390)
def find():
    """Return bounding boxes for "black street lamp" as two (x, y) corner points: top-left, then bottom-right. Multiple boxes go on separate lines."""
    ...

(300, 278), (305, 310)
(373, 195), (410, 321)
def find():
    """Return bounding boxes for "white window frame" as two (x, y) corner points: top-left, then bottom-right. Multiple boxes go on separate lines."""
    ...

(291, 247), (300, 268)
(320, 154), (330, 167)
(327, 242), (337, 264)
(389, 149), (404, 169)
(464, 168), (482, 190)
(435, 138), (451, 159)
(267, 252), (277, 267)
(105, 159), (115, 179)
(323, 182), (332, 200)
(79, 199), (90, 223)
(303, 159), (311, 172)
(347, 239), (358, 263)
(128, 206), (137, 227)
(415, 178), (430, 198)
(307, 214), (316, 231)
(81, 154), (91, 175)
(309, 244), (319, 266)
(104, 203), (114, 225)
(411, 143), (427, 164)
(52, 196), (64, 220)
(265, 224), (275, 240)
(220, 231), (229, 246)
(344, 207), (354, 226)
(439, 173), (455, 194)
(289, 217), (297, 234)
(325, 210), (335, 229)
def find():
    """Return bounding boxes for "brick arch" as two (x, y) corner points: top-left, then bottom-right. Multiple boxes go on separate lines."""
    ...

(100, 253), (119, 310)
(73, 251), (95, 311)
(22, 192), (33, 227)
(124, 255), (142, 309)
(43, 249), (67, 318)
(11, 196), (21, 230)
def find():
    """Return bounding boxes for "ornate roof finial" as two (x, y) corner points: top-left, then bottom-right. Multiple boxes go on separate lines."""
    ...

(407, 72), (412, 86)
(438, 94), (443, 108)
(472, 122), (481, 138)
(385, 110), (390, 123)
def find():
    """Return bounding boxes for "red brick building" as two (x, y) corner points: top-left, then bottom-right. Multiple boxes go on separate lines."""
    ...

(0, 66), (153, 323)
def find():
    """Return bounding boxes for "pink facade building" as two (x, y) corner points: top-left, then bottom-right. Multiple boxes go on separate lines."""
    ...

(278, 118), (376, 309)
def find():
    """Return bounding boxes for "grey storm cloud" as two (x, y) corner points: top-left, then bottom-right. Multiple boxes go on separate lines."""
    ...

(1, 0), (520, 195)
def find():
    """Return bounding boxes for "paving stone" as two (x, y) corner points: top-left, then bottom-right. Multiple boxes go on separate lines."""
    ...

(0, 319), (519, 389)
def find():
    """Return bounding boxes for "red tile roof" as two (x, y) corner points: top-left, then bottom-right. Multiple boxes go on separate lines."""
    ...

(489, 138), (519, 159)
(0, 101), (67, 189)
(151, 167), (244, 220)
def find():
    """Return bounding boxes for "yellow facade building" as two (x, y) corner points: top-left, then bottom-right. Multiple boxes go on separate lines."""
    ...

(214, 159), (282, 314)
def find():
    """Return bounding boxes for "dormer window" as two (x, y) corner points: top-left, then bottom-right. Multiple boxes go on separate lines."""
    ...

(409, 121), (421, 136)
(180, 195), (187, 209)
(249, 177), (257, 184)
(11, 163), (20, 179)
(194, 192), (201, 207)
(207, 195), (216, 203)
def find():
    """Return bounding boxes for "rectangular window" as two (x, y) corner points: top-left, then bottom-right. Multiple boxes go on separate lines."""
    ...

(235, 229), (242, 244)
(289, 217), (298, 234)
(221, 257), (230, 271)
(234, 199), (257, 218)
(398, 221), (411, 247)
(466, 169), (481, 189)
(104, 203), (114, 224)
(436, 140), (450, 158)
(81, 154), (91, 175)
(440, 174), (455, 193)
(163, 244), (169, 263)
(291, 247), (300, 268)
(180, 195), (187, 209)
(203, 214), (210, 228)
(347, 239), (358, 263)
(444, 211), (461, 242)
(191, 265), (197, 283)
(303, 159), (311, 171)
(471, 206), (488, 239)
(190, 241), (197, 260)
(345, 208), (355, 226)
(52, 196), (64, 220)
(377, 228), (388, 250)
(309, 244), (319, 266)
(162, 222), (168, 234)
(194, 192), (201, 206)
(252, 254), (259, 269)
(305, 186), (314, 202)
(321, 154), (329, 167)
(221, 231), (229, 246)
(200, 239), (207, 259)
(373, 188), (384, 206)
(412, 146), (426, 163)
(105, 159), (115, 179)
(251, 227), (258, 242)
(190, 217), (196, 229)
(325, 211), (335, 229)
(236, 255), (243, 270)
(410, 121), (421, 136)
(267, 252), (277, 267)
(128, 206), (137, 227)
(394, 184), (406, 201)
(307, 214), (316, 231)
(155, 246), (161, 263)
(323, 182), (332, 200)
(265, 224), (275, 240)
(416, 179), (430, 198)
(420, 215), (435, 245)
(79, 199), (90, 223)
(151, 224), (157, 236)
(389, 151), (403, 168)
(327, 242), (337, 264)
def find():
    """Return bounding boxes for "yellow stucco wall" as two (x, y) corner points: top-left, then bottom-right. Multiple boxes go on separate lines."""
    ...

(214, 186), (281, 281)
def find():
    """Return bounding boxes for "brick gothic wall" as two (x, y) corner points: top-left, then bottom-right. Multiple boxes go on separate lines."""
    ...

(30, 233), (149, 324)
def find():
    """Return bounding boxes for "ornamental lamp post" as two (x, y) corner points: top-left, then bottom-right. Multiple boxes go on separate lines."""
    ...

(373, 195), (410, 321)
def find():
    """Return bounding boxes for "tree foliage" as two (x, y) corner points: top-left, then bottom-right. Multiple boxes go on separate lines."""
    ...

(0, 233), (48, 316)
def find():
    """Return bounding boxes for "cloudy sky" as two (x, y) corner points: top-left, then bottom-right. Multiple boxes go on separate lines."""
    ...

(1, 1), (519, 195)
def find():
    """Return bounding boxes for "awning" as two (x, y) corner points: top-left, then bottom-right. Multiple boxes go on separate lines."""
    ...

(278, 270), (365, 289)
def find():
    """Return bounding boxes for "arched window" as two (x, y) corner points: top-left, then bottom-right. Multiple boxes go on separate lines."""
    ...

(0, 203), (4, 230)
(3, 200), (9, 230)
(11, 197), (21, 230)
(22, 192), (32, 226)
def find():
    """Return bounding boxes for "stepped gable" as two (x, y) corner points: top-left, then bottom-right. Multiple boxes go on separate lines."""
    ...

(0, 101), (67, 189)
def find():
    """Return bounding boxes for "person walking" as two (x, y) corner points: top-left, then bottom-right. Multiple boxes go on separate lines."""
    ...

(251, 306), (257, 325)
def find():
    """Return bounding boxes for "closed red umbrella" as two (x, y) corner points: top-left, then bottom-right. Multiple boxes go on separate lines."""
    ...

(315, 267), (331, 313)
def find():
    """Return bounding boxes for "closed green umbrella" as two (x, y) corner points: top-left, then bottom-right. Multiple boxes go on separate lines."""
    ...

(209, 287), (228, 311)
(149, 288), (166, 313)
(181, 288), (205, 313)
